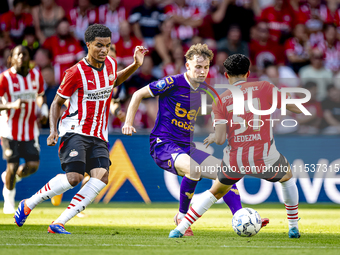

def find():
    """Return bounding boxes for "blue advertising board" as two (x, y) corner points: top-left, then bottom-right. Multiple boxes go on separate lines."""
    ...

(1, 135), (339, 204)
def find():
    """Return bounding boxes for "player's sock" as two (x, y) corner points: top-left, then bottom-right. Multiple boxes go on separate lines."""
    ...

(54, 178), (106, 225)
(222, 184), (242, 215)
(176, 190), (217, 234)
(26, 174), (73, 210)
(281, 178), (299, 229)
(178, 176), (199, 219)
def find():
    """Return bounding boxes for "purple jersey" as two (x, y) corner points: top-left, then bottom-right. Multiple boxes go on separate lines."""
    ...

(148, 73), (207, 145)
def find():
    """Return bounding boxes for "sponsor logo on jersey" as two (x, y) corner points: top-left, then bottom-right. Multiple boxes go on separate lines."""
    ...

(174, 103), (200, 121)
(69, 150), (78, 157)
(156, 80), (166, 90)
(86, 87), (113, 100)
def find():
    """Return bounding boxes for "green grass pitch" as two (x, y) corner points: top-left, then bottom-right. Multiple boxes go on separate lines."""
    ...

(0, 202), (339, 255)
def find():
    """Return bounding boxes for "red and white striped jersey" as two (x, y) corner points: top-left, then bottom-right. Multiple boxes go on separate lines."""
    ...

(316, 40), (340, 73)
(98, 4), (127, 44)
(67, 7), (98, 42)
(164, 4), (201, 41)
(57, 56), (117, 141)
(212, 81), (284, 174)
(0, 67), (44, 141)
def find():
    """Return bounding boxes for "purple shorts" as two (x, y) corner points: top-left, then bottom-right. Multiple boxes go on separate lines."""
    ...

(150, 139), (210, 175)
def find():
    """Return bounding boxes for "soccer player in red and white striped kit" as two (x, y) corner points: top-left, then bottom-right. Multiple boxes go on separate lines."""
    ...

(14, 24), (148, 234)
(0, 45), (48, 214)
(169, 54), (302, 239)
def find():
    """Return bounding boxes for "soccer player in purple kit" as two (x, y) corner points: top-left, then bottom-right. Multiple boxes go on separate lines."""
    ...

(122, 44), (269, 236)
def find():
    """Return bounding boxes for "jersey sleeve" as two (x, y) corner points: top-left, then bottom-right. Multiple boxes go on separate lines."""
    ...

(148, 76), (176, 97)
(38, 71), (45, 95)
(212, 99), (227, 126)
(266, 82), (285, 109)
(57, 68), (80, 99)
(0, 73), (8, 97)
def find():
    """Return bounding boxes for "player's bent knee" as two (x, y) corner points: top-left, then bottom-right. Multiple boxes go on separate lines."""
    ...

(66, 172), (84, 187)
(26, 161), (40, 173)
(100, 171), (109, 185)
(279, 170), (293, 183)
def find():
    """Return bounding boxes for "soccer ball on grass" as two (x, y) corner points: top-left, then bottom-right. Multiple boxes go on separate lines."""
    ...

(232, 208), (262, 237)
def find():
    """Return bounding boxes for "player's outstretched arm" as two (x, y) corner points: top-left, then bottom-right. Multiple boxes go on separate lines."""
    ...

(115, 46), (149, 87)
(0, 98), (24, 110)
(122, 86), (152, 136)
(284, 92), (303, 114)
(203, 132), (216, 148)
(286, 104), (303, 114)
(214, 123), (227, 145)
(36, 95), (49, 125)
(47, 94), (66, 146)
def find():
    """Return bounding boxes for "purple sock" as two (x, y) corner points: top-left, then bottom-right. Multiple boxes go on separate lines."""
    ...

(179, 176), (199, 214)
(223, 184), (242, 215)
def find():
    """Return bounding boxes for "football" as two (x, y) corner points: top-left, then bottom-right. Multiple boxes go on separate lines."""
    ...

(232, 208), (262, 237)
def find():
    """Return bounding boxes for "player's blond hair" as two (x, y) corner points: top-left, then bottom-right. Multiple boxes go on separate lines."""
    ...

(185, 43), (214, 62)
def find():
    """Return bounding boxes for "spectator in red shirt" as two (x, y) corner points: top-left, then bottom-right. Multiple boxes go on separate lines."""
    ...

(98, 0), (127, 44)
(67, 0), (98, 45)
(164, 0), (203, 42)
(0, 0), (33, 45)
(249, 22), (285, 74)
(300, 0), (333, 48)
(317, 24), (340, 73)
(115, 20), (144, 67)
(284, 23), (310, 73)
(260, 0), (294, 43)
(43, 18), (85, 83)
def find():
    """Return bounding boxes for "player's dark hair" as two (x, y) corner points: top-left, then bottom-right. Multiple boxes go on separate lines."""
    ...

(7, 45), (30, 68)
(185, 43), (214, 62)
(223, 54), (250, 77)
(85, 24), (112, 43)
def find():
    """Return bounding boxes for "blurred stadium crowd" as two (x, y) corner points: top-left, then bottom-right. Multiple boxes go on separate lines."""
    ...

(0, 0), (340, 135)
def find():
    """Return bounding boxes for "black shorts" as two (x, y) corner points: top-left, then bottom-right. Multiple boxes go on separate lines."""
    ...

(58, 133), (111, 174)
(218, 154), (290, 185)
(1, 137), (40, 163)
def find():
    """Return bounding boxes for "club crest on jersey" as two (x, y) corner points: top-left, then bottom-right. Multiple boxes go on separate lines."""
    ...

(156, 80), (166, 90)
(32, 81), (37, 89)
(61, 76), (66, 86)
(69, 150), (78, 157)
(109, 74), (115, 81)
